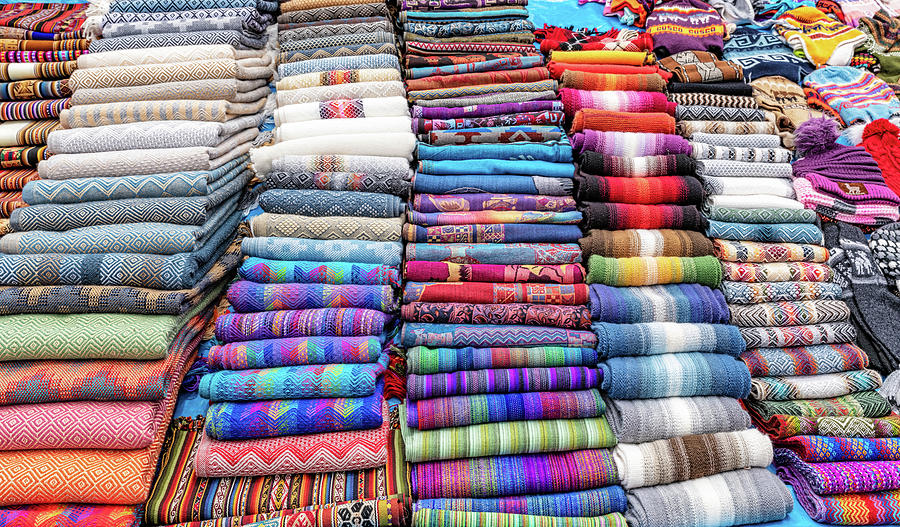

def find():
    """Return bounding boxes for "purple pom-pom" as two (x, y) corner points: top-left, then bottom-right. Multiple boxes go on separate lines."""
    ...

(794, 117), (840, 156)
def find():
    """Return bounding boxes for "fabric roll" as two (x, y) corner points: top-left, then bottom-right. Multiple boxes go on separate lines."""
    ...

(570, 109), (676, 134)
(607, 396), (752, 444)
(274, 97), (409, 125)
(595, 321), (745, 358)
(579, 229), (715, 259)
(678, 119), (777, 136)
(586, 255), (722, 287)
(600, 353), (751, 399)
(750, 369), (882, 401)
(413, 173), (573, 196)
(407, 346), (598, 375)
(701, 176), (795, 199)
(675, 105), (767, 121)
(559, 70), (666, 92)
(560, 89), (674, 117)
(589, 283), (729, 324)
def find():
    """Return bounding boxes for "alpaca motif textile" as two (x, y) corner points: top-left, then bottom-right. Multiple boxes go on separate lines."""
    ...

(415, 487), (628, 517)
(776, 435), (900, 462)
(729, 300), (851, 327)
(747, 390), (891, 420)
(408, 390), (605, 430)
(200, 355), (389, 401)
(715, 240), (829, 263)
(586, 255), (723, 287)
(760, 414), (900, 440)
(402, 302), (591, 329)
(205, 387), (384, 440)
(403, 282), (588, 305)
(751, 369), (882, 400)
(215, 308), (392, 343)
(607, 396), (752, 443)
(595, 321), (745, 357)
(723, 281), (843, 304)
(589, 283), (729, 324)
(721, 262), (834, 282)
(401, 323), (597, 349)
(411, 449), (618, 499)
(226, 282), (396, 313)
(403, 261), (584, 284)
(740, 322), (857, 348)
(579, 229), (714, 259)
(601, 353), (751, 399)
(775, 448), (900, 494)
(209, 336), (382, 371)
(742, 343), (869, 376)
(407, 346), (598, 375)
(239, 258), (401, 287)
(405, 243), (582, 265)
(407, 366), (599, 400)
(580, 202), (706, 231)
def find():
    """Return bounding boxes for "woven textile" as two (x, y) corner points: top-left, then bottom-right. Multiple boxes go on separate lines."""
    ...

(403, 282), (588, 305)
(402, 302), (590, 329)
(208, 336), (382, 371)
(741, 322), (857, 348)
(405, 243), (582, 265)
(751, 369), (882, 400)
(559, 70), (665, 92)
(411, 194), (575, 213)
(669, 92), (757, 107)
(259, 189), (402, 218)
(776, 435), (900, 462)
(226, 282), (396, 313)
(580, 203), (706, 231)
(413, 173), (572, 196)
(408, 390), (605, 430)
(614, 428), (773, 489)
(570, 110), (675, 135)
(707, 221), (824, 245)
(578, 153), (694, 178)
(195, 412), (389, 478)
(403, 262), (584, 284)
(779, 466), (900, 525)
(601, 353), (751, 399)
(407, 366), (599, 400)
(264, 171), (410, 196)
(575, 175), (702, 205)
(707, 207), (817, 224)
(759, 414), (900, 440)
(715, 240), (830, 263)
(559, 89), (673, 118)
(413, 510), (627, 526)
(239, 258), (400, 287)
(579, 229), (714, 259)
(572, 131), (691, 156)
(414, 487), (627, 517)
(690, 143), (792, 163)
(776, 448), (900, 494)
(722, 281), (843, 304)
(676, 105), (765, 122)
(747, 390), (892, 420)
(589, 283), (729, 324)
(742, 344), (869, 376)
(411, 449), (618, 499)
(721, 262), (834, 282)
(402, 223), (583, 244)
(401, 323), (596, 349)
(407, 210), (580, 226)
(595, 321), (745, 357)
(407, 346), (598, 375)
(242, 238), (403, 266)
(0, 504), (138, 527)
(215, 308), (392, 343)
(586, 255), (722, 287)
(729, 300), (851, 327)
(607, 396), (752, 443)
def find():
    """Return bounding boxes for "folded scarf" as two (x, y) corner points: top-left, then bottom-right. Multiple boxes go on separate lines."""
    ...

(580, 203), (706, 231)
(715, 240), (830, 263)
(405, 243), (582, 265)
(205, 386), (384, 440)
(215, 308), (392, 343)
(779, 464), (900, 525)
(411, 210), (580, 227)
(579, 229), (714, 259)
(570, 110), (676, 135)
(776, 448), (900, 494)
(742, 343), (869, 376)
(748, 390), (891, 421)
(690, 143), (793, 163)
(250, 133), (415, 176)
(403, 412), (614, 463)
(721, 262), (834, 282)
(195, 411), (389, 478)
(795, 173), (900, 205)
(690, 132), (782, 148)
(701, 176), (795, 199)
(775, 435), (900, 462)
(411, 449), (618, 499)
(278, 53), (399, 78)
(615, 428), (773, 489)
(730, 299), (851, 327)
(752, 369), (881, 401)
(578, 153), (695, 178)
(550, 62), (668, 79)
(572, 131), (692, 156)
(576, 175), (703, 204)
(400, 323), (597, 349)
(424, 126), (563, 146)
(550, 50), (653, 65)
(560, 89), (674, 118)
(226, 282), (396, 313)
(607, 396), (752, 444)
(707, 207), (818, 224)
(247, 215), (396, 241)
(242, 238), (402, 266)
(407, 346), (598, 375)
(741, 322), (857, 348)
(416, 140), (572, 163)
(669, 92), (758, 108)
(558, 69), (665, 92)
(259, 188), (402, 218)
(408, 389), (605, 430)
(403, 261), (584, 284)
(758, 414), (900, 440)
(723, 281), (844, 304)
(402, 302), (590, 329)
(209, 336), (383, 370)
(595, 321), (745, 358)
(668, 81), (754, 95)
(264, 171), (410, 196)
(625, 469), (792, 527)
(414, 487), (626, 518)
(414, 110), (565, 133)
(600, 353), (751, 399)
(413, 173), (573, 196)
(405, 67), (550, 92)
(239, 258), (400, 287)
(402, 223), (583, 243)
(587, 255), (723, 287)
(403, 282), (588, 305)
(695, 160), (794, 178)
(589, 283), (729, 324)
(408, 366), (600, 400)
(70, 58), (272, 91)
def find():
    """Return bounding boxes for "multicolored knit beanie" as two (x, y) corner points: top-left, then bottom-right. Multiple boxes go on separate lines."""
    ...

(862, 118), (900, 196)
(646, 0), (728, 57)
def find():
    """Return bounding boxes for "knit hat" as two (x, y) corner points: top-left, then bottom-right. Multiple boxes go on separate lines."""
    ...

(646, 0), (728, 57)
(793, 117), (885, 181)
(774, 6), (866, 66)
(862, 118), (900, 197)
(803, 66), (900, 125)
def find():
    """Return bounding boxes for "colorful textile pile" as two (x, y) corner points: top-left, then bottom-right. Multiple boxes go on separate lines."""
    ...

(0, 3), (87, 232)
(538, 23), (794, 527)
(400, 6), (627, 526)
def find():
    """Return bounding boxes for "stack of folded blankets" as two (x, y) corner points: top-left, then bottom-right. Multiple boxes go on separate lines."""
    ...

(399, 3), (628, 526)
(700, 96), (900, 525)
(538, 26), (793, 527)
(0, 3), (89, 236)
(174, 1), (412, 525)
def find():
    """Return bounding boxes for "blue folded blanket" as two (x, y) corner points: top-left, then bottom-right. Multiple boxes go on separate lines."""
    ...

(259, 189), (403, 217)
(241, 237), (403, 266)
(601, 352), (751, 399)
(418, 159), (574, 178)
(707, 220), (825, 245)
(594, 322), (746, 358)
(413, 174), (573, 196)
(589, 283), (730, 324)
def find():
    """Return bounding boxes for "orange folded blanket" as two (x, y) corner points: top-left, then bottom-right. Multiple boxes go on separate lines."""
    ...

(571, 109), (677, 134)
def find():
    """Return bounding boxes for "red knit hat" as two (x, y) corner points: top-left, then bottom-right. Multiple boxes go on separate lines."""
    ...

(863, 119), (900, 198)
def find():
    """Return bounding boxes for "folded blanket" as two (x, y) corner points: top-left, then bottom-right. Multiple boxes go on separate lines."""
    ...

(594, 322), (745, 358)
(572, 131), (692, 156)
(265, 171), (410, 196)
(576, 175), (703, 204)
(412, 510), (627, 526)
(721, 262), (834, 282)
(775, 435), (900, 462)
(758, 414), (900, 440)
(195, 408), (389, 477)
(690, 143), (793, 163)
(403, 410), (615, 463)
(277, 68), (400, 90)
(406, 67), (550, 92)
(407, 346), (598, 375)
(402, 302), (590, 329)
(70, 58), (272, 90)
(411, 449), (618, 499)
(276, 81), (407, 105)
(227, 282), (395, 313)
(678, 120), (777, 137)
(215, 308), (392, 343)
(741, 322), (857, 348)
(607, 396), (751, 443)
(403, 223), (582, 243)
(730, 299), (851, 327)
(742, 344), (869, 376)
(90, 30), (267, 52)
(405, 243), (582, 265)
(560, 89), (674, 117)
(74, 44), (249, 69)
(274, 96), (409, 125)
(61, 98), (266, 128)
(275, 116), (413, 143)
(707, 194), (804, 210)
(625, 468), (792, 527)
(418, 159), (573, 178)
(408, 210), (581, 226)
(250, 133), (415, 175)
(408, 390), (605, 430)
(658, 50), (743, 82)
(411, 101), (563, 121)
(587, 255), (723, 287)
(747, 390), (891, 420)
(570, 109), (676, 135)
(414, 487), (627, 517)
(209, 336), (382, 370)
(715, 240), (829, 263)
(779, 464), (900, 525)
(578, 153), (694, 178)
(615, 428), (773, 489)
(589, 283), (729, 324)
(403, 282), (588, 305)
(690, 132), (781, 148)
(403, 261), (584, 284)
(776, 448), (900, 494)
(408, 365), (599, 400)
(723, 281), (843, 304)
(206, 385), (384, 440)
(413, 173), (573, 196)
(401, 323), (597, 349)
(579, 229), (714, 259)
(751, 369), (882, 401)
(707, 207), (818, 224)
(242, 238), (402, 266)
(416, 140), (573, 164)
(425, 126), (563, 146)
(580, 203), (706, 231)
(695, 160), (794, 178)
(676, 105), (766, 122)
(239, 258), (400, 286)
(601, 353), (751, 399)
(250, 214), (403, 242)
(559, 70), (665, 92)
(701, 176), (795, 199)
